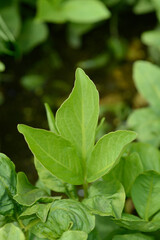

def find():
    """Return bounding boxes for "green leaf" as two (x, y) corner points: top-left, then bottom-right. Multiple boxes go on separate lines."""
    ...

(83, 179), (125, 218)
(114, 213), (156, 232)
(59, 231), (88, 240)
(0, 223), (25, 240)
(36, 0), (66, 23)
(31, 199), (95, 239)
(0, 153), (17, 216)
(62, 0), (111, 23)
(36, 0), (111, 24)
(35, 159), (77, 199)
(45, 103), (58, 134)
(133, 0), (155, 14)
(133, 61), (160, 114)
(14, 172), (51, 206)
(17, 18), (48, 54)
(0, 3), (21, 39)
(113, 233), (154, 240)
(87, 130), (137, 182)
(131, 171), (160, 220)
(106, 152), (143, 196)
(18, 124), (83, 185)
(35, 158), (66, 193)
(56, 68), (99, 162)
(127, 107), (160, 147)
(142, 29), (160, 49)
(127, 142), (160, 172)
(20, 202), (52, 223)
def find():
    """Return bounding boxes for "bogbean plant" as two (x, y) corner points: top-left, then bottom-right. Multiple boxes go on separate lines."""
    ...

(2, 68), (160, 240)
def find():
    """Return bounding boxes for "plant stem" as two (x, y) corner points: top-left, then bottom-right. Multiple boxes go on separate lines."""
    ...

(25, 218), (40, 232)
(83, 178), (88, 198)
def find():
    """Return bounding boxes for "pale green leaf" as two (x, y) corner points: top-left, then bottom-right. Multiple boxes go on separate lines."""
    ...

(59, 230), (88, 240)
(14, 172), (50, 206)
(62, 0), (111, 23)
(17, 18), (48, 54)
(87, 130), (137, 182)
(20, 202), (52, 223)
(45, 103), (58, 134)
(142, 29), (160, 49)
(133, 0), (155, 14)
(128, 142), (160, 172)
(127, 107), (160, 147)
(106, 152), (143, 196)
(31, 199), (95, 239)
(0, 223), (25, 240)
(18, 124), (83, 185)
(36, 0), (66, 23)
(35, 159), (77, 199)
(131, 171), (160, 220)
(133, 61), (160, 114)
(83, 179), (125, 218)
(56, 67), (99, 162)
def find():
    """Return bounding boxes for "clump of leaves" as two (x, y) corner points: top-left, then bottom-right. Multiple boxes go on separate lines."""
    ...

(2, 68), (160, 239)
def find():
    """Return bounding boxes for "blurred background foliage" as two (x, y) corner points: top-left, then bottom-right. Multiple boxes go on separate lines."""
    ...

(0, 0), (159, 181)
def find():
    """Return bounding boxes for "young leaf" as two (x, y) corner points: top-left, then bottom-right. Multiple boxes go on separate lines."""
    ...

(131, 171), (160, 221)
(20, 202), (52, 223)
(83, 179), (125, 218)
(56, 68), (99, 162)
(31, 199), (95, 239)
(133, 61), (160, 114)
(113, 233), (154, 240)
(59, 231), (88, 240)
(18, 124), (83, 185)
(0, 223), (25, 240)
(0, 153), (17, 216)
(62, 0), (111, 23)
(14, 172), (51, 206)
(127, 107), (160, 147)
(87, 130), (137, 182)
(106, 152), (143, 196)
(44, 103), (58, 134)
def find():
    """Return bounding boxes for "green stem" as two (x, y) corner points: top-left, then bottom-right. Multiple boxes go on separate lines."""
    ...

(83, 178), (88, 198)
(25, 218), (40, 232)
